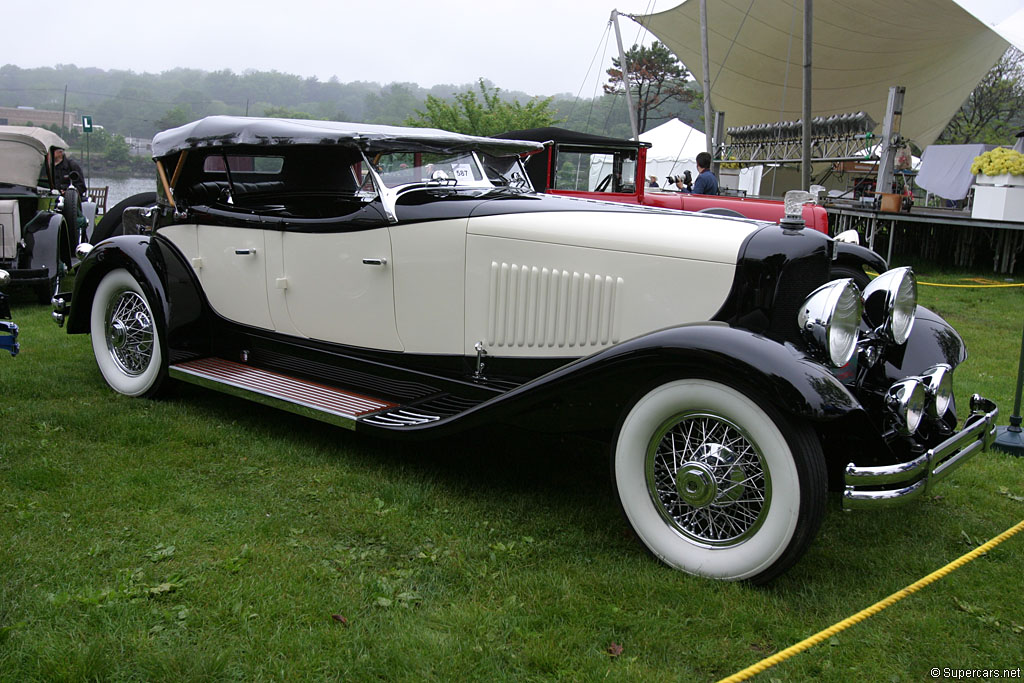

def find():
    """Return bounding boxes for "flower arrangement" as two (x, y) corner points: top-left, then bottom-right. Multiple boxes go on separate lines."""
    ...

(720, 156), (742, 170)
(970, 147), (1024, 176)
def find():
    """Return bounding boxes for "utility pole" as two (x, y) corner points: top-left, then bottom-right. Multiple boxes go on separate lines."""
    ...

(61, 85), (68, 138)
(611, 10), (640, 139)
(700, 0), (714, 157)
(801, 0), (813, 191)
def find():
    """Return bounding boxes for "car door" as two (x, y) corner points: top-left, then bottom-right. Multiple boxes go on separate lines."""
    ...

(279, 225), (403, 351)
(194, 223), (274, 330)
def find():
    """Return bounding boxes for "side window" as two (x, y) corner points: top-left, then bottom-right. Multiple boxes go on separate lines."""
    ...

(202, 155), (285, 176)
(557, 150), (626, 192)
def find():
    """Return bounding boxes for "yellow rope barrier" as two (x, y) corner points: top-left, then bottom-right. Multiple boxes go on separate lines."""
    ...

(918, 282), (1024, 288)
(863, 272), (1023, 288)
(716, 518), (1024, 683)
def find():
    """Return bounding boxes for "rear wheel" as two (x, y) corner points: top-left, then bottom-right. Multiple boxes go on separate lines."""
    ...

(612, 378), (826, 583)
(90, 268), (166, 397)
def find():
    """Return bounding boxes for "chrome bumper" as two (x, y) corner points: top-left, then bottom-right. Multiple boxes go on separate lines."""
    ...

(843, 395), (998, 509)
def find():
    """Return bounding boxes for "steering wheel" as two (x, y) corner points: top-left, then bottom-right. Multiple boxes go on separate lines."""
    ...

(595, 173), (614, 192)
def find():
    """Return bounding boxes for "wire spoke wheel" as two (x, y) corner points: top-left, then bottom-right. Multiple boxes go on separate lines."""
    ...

(105, 289), (155, 376)
(613, 378), (826, 582)
(647, 413), (769, 547)
(90, 268), (166, 397)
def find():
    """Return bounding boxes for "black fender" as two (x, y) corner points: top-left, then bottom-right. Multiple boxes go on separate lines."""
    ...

(373, 323), (873, 440)
(66, 234), (209, 358)
(834, 241), (887, 278)
(879, 305), (966, 381)
(19, 212), (69, 276)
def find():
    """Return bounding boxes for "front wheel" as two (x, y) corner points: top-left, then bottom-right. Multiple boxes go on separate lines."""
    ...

(612, 378), (826, 583)
(90, 268), (166, 397)
(831, 263), (872, 290)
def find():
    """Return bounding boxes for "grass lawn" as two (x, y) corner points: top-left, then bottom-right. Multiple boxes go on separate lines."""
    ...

(1, 268), (1022, 682)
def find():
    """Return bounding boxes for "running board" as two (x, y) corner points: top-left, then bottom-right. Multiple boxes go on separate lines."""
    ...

(169, 357), (397, 430)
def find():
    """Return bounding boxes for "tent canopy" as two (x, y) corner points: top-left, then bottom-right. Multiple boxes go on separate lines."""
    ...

(639, 118), (763, 194)
(633, 0), (1014, 148)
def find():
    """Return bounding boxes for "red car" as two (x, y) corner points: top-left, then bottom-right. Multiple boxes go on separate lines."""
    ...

(498, 126), (830, 230)
(496, 127), (881, 284)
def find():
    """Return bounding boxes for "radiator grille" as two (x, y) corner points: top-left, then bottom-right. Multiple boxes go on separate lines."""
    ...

(486, 261), (623, 349)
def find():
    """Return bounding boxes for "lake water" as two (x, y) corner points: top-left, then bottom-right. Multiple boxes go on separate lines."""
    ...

(88, 176), (157, 208)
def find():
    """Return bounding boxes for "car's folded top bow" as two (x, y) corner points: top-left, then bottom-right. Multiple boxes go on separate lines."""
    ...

(151, 115), (545, 159)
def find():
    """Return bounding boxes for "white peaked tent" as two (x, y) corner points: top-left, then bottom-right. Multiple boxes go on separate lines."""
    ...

(632, 0), (1023, 148)
(641, 118), (763, 195)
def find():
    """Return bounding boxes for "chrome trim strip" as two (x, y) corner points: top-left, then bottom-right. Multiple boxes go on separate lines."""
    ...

(843, 396), (998, 510)
(360, 409), (442, 427)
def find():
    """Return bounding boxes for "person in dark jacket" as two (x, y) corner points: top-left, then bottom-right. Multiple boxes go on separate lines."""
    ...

(670, 152), (720, 195)
(689, 152), (719, 195)
(49, 147), (87, 195)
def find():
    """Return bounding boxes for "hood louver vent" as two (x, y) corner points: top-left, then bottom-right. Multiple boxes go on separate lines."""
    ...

(486, 261), (623, 349)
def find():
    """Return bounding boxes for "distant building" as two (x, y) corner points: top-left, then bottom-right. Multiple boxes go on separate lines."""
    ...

(0, 106), (78, 130)
(125, 137), (153, 156)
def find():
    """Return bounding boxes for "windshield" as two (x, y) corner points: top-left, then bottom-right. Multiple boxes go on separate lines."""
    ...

(374, 152), (490, 190)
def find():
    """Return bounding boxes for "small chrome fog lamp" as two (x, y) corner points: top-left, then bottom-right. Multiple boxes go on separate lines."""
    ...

(886, 378), (926, 435)
(862, 266), (917, 345)
(798, 278), (863, 367)
(920, 363), (953, 418)
(75, 243), (94, 260)
(0, 269), (9, 288)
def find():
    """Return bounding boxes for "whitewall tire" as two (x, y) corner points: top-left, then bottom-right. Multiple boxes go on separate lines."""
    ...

(613, 378), (826, 583)
(90, 268), (166, 397)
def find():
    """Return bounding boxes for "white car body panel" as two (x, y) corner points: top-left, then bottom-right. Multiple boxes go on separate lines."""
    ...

(195, 225), (273, 330)
(164, 210), (753, 359)
(464, 211), (748, 358)
(467, 209), (760, 261)
(281, 230), (403, 351)
(390, 218), (467, 354)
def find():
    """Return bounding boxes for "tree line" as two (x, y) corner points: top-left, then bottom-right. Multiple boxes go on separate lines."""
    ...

(0, 59), (702, 141)
(1, 43), (1019, 166)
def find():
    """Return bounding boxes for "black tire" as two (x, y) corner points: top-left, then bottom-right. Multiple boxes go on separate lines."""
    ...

(90, 192), (158, 244)
(90, 268), (167, 397)
(831, 263), (872, 290)
(62, 187), (80, 241)
(611, 377), (827, 584)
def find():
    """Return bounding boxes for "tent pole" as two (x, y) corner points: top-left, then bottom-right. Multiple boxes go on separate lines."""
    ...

(700, 0), (714, 156)
(801, 0), (812, 190)
(611, 10), (640, 139)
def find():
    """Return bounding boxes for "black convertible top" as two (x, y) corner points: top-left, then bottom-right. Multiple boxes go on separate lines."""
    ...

(494, 127), (651, 149)
(152, 116), (544, 159)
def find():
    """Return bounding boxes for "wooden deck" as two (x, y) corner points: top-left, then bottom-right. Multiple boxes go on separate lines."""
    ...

(825, 201), (1024, 274)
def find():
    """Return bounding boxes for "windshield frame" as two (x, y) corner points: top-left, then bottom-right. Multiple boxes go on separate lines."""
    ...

(360, 149), (532, 223)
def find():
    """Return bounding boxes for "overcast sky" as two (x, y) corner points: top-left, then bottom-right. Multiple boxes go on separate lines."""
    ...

(6, 1), (668, 97)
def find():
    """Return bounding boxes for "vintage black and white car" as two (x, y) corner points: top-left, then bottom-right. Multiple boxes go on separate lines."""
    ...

(54, 116), (998, 583)
(0, 126), (105, 305)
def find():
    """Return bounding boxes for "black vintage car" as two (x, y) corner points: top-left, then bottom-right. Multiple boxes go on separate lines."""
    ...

(0, 126), (101, 304)
(53, 116), (998, 583)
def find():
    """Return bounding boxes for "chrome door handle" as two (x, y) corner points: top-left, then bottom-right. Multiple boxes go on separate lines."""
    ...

(362, 257), (387, 266)
(235, 248), (256, 255)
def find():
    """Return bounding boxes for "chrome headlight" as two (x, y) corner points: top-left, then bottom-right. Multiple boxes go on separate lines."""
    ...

(920, 363), (953, 418)
(862, 266), (917, 345)
(886, 378), (926, 435)
(798, 278), (862, 367)
(0, 269), (9, 288)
